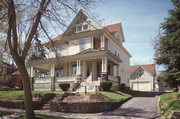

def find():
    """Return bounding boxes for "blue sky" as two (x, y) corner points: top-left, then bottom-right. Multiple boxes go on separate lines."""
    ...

(93, 0), (173, 68)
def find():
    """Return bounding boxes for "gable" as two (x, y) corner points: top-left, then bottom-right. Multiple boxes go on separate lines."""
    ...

(130, 66), (154, 81)
(104, 23), (125, 43)
(130, 67), (144, 79)
(130, 64), (156, 76)
(62, 9), (103, 37)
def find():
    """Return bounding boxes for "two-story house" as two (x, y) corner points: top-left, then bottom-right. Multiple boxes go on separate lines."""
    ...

(29, 10), (131, 91)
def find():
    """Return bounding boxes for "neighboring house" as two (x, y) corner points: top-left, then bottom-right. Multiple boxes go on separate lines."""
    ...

(130, 64), (156, 91)
(29, 10), (131, 92)
(0, 61), (15, 75)
(0, 61), (22, 88)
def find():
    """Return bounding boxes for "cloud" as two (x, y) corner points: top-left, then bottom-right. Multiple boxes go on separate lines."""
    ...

(130, 54), (154, 65)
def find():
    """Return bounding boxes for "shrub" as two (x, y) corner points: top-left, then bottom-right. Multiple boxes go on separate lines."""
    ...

(59, 83), (70, 91)
(120, 83), (126, 90)
(100, 81), (112, 91)
(111, 83), (120, 91)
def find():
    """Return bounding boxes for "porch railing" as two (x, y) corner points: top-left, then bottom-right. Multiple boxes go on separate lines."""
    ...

(86, 73), (92, 82)
(56, 76), (76, 82)
(34, 77), (51, 83)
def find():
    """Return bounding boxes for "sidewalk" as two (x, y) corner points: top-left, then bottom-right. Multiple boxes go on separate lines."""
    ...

(0, 107), (143, 119)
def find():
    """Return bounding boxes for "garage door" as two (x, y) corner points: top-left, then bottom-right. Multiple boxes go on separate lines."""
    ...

(132, 81), (151, 91)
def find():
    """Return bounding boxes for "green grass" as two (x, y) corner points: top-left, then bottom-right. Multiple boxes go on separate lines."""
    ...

(15, 114), (71, 119)
(0, 111), (12, 117)
(99, 91), (132, 101)
(159, 92), (180, 119)
(0, 90), (61, 100)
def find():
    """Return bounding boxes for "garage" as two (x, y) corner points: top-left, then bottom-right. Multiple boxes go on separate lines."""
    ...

(130, 64), (156, 92)
(131, 81), (152, 91)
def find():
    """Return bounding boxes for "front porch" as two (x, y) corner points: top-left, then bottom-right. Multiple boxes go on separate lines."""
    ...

(29, 50), (122, 91)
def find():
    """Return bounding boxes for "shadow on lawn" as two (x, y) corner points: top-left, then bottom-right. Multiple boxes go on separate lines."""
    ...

(122, 91), (165, 97)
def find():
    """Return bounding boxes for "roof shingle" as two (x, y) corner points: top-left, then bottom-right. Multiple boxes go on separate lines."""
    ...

(130, 64), (156, 76)
(104, 23), (120, 33)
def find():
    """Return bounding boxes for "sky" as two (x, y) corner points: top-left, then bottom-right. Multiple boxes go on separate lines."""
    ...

(93, 0), (173, 69)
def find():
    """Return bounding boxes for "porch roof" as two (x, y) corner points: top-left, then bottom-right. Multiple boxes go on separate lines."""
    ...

(29, 50), (122, 66)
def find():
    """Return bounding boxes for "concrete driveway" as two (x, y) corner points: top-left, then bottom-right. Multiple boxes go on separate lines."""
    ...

(100, 92), (162, 119)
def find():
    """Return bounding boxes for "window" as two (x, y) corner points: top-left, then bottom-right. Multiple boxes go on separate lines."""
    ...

(55, 67), (64, 77)
(55, 45), (61, 51)
(76, 23), (89, 33)
(37, 71), (48, 78)
(76, 25), (82, 32)
(83, 24), (88, 30)
(79, 39), (86, 51)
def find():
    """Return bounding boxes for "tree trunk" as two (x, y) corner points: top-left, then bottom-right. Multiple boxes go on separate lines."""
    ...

(16, 60), (35, 119)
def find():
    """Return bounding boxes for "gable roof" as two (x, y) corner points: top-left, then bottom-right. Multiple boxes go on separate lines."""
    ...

(49, 10), (125, 44)
(62, 9), (102, 37)
(52, 34), (62, 41)
(104, 23), (120, 33)
(130, 64), (156, 76)
(52, 23), (121, 41)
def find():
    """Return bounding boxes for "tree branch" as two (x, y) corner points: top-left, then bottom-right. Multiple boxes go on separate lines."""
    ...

(22, 0), (51, 60)
(10, 0), (18, 53)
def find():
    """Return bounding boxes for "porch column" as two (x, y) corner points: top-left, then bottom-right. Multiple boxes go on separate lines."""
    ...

(117, 63), (121, 90)
(50, 64), (55, 91)
(64, 63), (68, 76)
(30, 66), (34, 77)
(101, 57), (108, 80)
(30, 66), (34, 91)
(113, 65), (118, 77)
(91, 37), (94, 48)
(76, 60), (81, 75)
(82, 60), (87, 81)
(76, 60), (82, 81)
(117, 63), (121, 76)
(92, 60), (97, 81)
(69, 62), (71, 76)
(101, 35), (105, 50)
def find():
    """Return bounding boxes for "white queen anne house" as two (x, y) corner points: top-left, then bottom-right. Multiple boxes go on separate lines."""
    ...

(29, 10), (131, 92)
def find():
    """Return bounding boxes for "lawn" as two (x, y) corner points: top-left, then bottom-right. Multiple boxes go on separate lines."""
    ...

(99, 91), (132, 101)
(0, 111), (12, 117)
(159, 92), (180, 119)
(15, 114), (71, 119)
(0, 90), (61, 100)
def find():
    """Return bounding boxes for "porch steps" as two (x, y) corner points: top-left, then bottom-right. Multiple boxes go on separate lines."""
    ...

(42, 94), (64, 110)
(41, 94), (70, 110)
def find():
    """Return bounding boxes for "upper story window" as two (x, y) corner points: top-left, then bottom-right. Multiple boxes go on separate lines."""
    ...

(76, 23), (89, 33)
(116, 34), (121, 44)
(55, 45), (61, 51)
(55, 67), (64, 77)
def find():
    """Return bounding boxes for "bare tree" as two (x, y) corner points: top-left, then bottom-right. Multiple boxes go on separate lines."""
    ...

(2, 0), (95, 118)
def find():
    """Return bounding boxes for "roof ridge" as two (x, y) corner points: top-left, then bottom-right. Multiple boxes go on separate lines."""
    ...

(130, 64), (155, 66)
(103, 22), (121, 27)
